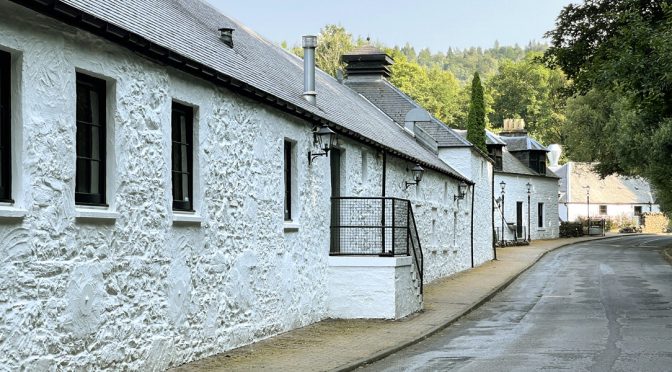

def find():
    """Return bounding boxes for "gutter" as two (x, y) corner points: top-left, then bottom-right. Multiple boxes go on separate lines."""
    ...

(11, 0), (471, 184)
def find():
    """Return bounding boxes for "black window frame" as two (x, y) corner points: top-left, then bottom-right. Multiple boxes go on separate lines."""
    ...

(599, 205), (607, 215)
(171, 102), (194, 211)
(75, 72), (107, 206)
(487, 145), (503, 171)
(284, 140), (292, 221)
(538, 202), (544, 228)
(0, 50), (12, 203)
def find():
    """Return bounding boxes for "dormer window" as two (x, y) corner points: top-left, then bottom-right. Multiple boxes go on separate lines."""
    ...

(528, 150), (546, 175)
(487, 145), (503, 171)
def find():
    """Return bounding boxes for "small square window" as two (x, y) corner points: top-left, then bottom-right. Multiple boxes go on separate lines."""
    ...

(634, 206), (642, 216)
(599, 205), (607, 215)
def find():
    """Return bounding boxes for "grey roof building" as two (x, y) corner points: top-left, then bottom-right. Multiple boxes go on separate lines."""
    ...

(341, 46), (477, 150)
(17, 0), (470, 183)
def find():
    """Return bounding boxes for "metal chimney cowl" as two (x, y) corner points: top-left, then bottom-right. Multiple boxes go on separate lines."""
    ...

(302, 35), (317, 105)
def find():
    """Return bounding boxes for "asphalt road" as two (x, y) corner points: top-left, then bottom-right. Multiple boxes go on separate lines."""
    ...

(362, 235), (672, 372)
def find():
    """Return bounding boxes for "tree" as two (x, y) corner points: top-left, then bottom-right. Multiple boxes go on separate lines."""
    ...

(466, 72), (487, 152)
(488, 53), (568, 144)
(314, 25), (358, 77)
(544, 0), (672, 212)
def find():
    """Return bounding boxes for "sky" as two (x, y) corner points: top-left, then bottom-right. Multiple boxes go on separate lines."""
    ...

(205, 0), (575, 51)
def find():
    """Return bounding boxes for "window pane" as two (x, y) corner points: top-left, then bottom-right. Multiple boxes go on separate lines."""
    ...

(171, 143), (182, 172)
(76, 158), (91, 194)
(76, 84), (91, 123)
(90, 160), (100, 194)
(76, 123), (91, 158)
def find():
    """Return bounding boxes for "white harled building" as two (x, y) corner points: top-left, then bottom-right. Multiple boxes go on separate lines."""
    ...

(487, 120), (560, 242)
(0, 0), (495, 369)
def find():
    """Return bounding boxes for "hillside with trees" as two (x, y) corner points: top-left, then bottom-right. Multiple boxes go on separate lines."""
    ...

(284, 25), (567, 140)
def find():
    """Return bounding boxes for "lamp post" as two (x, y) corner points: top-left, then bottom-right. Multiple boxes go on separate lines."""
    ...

(585, 185), (590, 233)
(526, 182), (532, 242)
(500, 180), (506, 245)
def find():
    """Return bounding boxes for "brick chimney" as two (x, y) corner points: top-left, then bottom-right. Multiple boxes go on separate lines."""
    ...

(500, 118), (528, 137)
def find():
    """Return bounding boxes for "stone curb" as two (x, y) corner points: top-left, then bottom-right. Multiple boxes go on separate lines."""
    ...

(662, 247), (672, 265)
(333, 234), (626, 372)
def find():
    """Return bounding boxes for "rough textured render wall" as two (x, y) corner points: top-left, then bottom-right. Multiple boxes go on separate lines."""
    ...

(438, 148), (495, 267)
(326, 256), (419, 319)
(494, 174), (559, 241)
(0, 4), (331, 370)
(566, 203), (660, 223)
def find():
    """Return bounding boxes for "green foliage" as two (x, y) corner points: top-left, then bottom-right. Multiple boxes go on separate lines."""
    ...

(466, 73), (487, 152)
(488, 53), (569, 144)
(545, 0), (672, 213)
(387, 51), (462, 126)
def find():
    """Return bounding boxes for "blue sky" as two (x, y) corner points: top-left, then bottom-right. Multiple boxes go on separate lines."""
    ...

(206, 0), (575, 51)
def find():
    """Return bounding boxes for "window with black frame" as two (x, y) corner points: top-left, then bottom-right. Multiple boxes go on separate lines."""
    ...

(0, 51), (11, 203)
(171, 102), (194, 211)
(284, 140), (292, 221)
(538, 202), (544, 228)
(75, 73), (106, 205)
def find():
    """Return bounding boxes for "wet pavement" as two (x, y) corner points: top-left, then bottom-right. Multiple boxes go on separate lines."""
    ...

(362, 235), (672, 372)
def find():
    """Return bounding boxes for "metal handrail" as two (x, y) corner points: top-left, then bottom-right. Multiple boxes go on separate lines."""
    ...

(330, 196), (424, 294)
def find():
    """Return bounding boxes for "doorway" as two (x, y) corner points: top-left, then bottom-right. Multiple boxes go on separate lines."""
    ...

(516, 201), (523, 239)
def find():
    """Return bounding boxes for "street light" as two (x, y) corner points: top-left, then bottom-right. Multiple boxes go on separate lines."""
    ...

(404, 164), (425, 190)
(308, 124), (337, 164)
(526, 182), (532, 242)
(454, 181), (468, 201)
(584, 185), (591, 234)
(500, 180), (506, 245)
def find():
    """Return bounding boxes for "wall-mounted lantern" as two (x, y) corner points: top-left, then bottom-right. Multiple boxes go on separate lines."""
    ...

(404, 164), (424, 189)
(454, 181), (468, 201)
(308, 124), (337, 164)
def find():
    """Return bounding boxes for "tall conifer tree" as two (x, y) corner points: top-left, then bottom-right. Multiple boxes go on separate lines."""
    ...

(467, 72), (486, 152)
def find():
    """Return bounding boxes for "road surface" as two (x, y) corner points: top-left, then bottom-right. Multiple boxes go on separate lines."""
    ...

(362, 235), (672, 372)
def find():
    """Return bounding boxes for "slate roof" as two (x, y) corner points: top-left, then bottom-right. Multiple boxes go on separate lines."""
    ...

(563, 163), (656, 204)
(499, 136), (548, 152)
(453, 129), (507, 146)
(345, 78), (473, 148)
(19, 0), (469, 182)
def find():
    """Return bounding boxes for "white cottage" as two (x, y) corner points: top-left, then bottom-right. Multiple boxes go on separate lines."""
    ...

(0, 0), (493, 369)
(487, 120), (560, 242)
(553, 161), (660, 223)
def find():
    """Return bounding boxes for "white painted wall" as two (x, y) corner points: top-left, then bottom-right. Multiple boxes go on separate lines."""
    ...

(494, 173), (559, 241)
(439, 147), (494, 267)
(0, 4), (494, 369)
(326, 256), (420, 319)
(565, 203), (660, 223)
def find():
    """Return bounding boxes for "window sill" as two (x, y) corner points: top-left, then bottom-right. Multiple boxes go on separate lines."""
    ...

(75, 207), (118, 223)
(283, 221), (300, 232)
(173, 211), (203, 225)
(0, 205), (28, 220)
(537, 228), (547, 231)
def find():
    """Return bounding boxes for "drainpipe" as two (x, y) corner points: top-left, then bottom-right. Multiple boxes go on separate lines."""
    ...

(491, 167), (497, 260)
(381, 151), (387, 253)
(470, 184), (475, 268)
(302, 35), (317, 105)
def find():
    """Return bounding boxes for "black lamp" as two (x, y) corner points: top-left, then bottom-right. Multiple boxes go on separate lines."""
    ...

(308, 125), (337, 164)
(454, 181), (468, 201)
(405, 164), (424, 189)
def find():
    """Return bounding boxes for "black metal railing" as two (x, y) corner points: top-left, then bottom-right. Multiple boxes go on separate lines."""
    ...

(330, 197), (424, 293)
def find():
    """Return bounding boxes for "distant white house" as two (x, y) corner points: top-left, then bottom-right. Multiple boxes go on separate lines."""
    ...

(483, 119), (560, 242)
(551, 158), (660, 223)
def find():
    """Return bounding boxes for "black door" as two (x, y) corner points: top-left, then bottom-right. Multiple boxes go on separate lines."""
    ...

(516, 201), (523, 238)
(330, 149), (341, 253)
